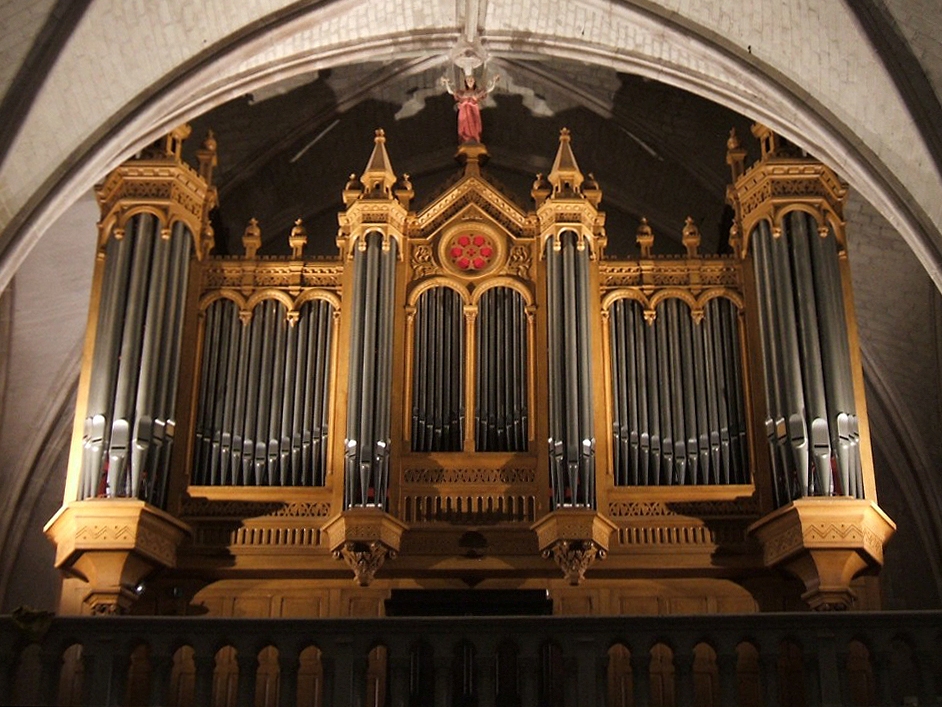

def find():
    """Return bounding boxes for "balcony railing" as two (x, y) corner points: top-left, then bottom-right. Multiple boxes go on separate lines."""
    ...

(2, 611), (941, 706)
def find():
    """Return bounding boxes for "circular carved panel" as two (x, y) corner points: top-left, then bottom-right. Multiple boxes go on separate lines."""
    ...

(438, 222), (506, 278)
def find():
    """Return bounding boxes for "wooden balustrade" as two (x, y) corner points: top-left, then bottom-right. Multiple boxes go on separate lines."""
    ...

(2, 611), (941, 706)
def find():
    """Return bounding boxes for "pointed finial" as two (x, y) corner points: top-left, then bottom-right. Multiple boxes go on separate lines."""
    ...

(726, 127), (747, 182)
(242, 217), (262, 258)
(682, 216), (701, 257)
(547, 127), (585, 196)
(582, 171), (601, 207)
(289, 218), (307, 259)
(395, 172), (414, 210)
(197, 129), (218, 185)
(343, 172), (364, 206)
(360, 128), (397, 197)
(531, 172), (551, 207)
(636, 217), (654, 257)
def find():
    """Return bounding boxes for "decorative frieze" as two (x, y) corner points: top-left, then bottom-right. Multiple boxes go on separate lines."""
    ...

(403, 468), (535, 484)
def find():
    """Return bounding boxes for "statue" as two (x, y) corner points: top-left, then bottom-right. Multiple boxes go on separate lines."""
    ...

(441, 72), (499, 144)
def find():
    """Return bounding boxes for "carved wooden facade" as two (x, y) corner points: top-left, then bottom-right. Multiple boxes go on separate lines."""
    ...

(47, 124), (894, 619)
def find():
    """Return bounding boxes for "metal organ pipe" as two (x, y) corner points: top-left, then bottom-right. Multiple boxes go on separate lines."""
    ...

(810, 225), (862, 497)
(787, 212), (831, 495)
(473, 287), (528, 453)
(752, 222), (791, 504)
(607, 296), (748, 487)
(750, 210), (864, 505)
(192, 295), (334, 489)
(375, 239), (398, 498)
(546, 232), (595, 508)
(152, 225), (191, 506)
(546, 241), (564, 507)
(344, 234), (397, 508)
(412, 285), (465, 453)
(107, 214), (156, 497)
(78, 214), (194, 507)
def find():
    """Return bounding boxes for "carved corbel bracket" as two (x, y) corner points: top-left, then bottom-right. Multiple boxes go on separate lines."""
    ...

(532, 508), (617, 585)
(44, 499), (190, 615)
(748, 497), (895, 611)
(323, 508), (408, 586)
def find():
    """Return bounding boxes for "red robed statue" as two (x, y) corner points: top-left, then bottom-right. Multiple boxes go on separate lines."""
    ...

(441, 73), (499, 144)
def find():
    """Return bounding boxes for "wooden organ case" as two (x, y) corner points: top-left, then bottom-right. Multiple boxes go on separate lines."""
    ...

(47, 125), (896, 619)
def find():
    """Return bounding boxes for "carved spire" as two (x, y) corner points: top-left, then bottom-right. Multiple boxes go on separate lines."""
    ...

(547, 128), (585, 196)
(360, 128), (398, 198)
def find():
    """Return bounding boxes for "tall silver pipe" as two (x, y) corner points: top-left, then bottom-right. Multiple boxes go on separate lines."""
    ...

(631, 303), (650, 485)
(679, 304), (699, 484)
(268, 303), (288, 483)
(374, 239), (397, 503)
(608, 302), (623, 481)
(709, 304), (732, 484)
(770, 222), (811, 495)
(194, 300), (218, 485)
(206, 298), (231, 486)
(229, 304), (251, 484)
(301, 299), (320, 484)
(310, 302), (330, 485)
(810, 226), (861, 497)
(787, 212), (831, 494)
(82, 232), (133, 498)
(318, 300), (333, 484)
(654, 303), (673, 484)
(354, 233), (383, 504)
(344, 244), (366, 505)
(130, 230), (172, 497)
(291, 308), (311, 483)
(219, 299), (242, 485)
(575, 247), (595, 505)
(546, 241), (564, 507)
(278, 309), (298, 484)
(153, 226), (191, 506)
(240, 304), (264, 485)
(107, 214), (157, 496)
(753, 222), (792, 503)
(666, 302), (687, 485)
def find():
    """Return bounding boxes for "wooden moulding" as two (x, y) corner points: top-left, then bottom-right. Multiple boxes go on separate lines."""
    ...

(531, 508), (618, 586)
(44, 499), (190, 615)
(747, 497), (895, 611)
(322, 508), (409, 587)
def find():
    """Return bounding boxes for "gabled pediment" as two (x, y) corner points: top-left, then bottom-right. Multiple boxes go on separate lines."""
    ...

(412, 172), (534, 241)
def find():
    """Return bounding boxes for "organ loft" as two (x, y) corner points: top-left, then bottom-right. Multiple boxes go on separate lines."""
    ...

(45, 117), (895, 622)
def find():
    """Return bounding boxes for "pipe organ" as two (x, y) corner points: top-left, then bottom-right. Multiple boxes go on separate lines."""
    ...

(47, 122), (895, 620)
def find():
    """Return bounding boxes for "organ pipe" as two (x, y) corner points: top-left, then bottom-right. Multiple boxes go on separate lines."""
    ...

(411, 286), (465, 452)
(79, 213), (194, 506)
(192, 296), (334, 487)
(546, 232), (595, 507)
(749, 210), (863, 504)
(608, 297), (747, 487)
(473, 287), (528, 452)
(344, 233), (397, 508)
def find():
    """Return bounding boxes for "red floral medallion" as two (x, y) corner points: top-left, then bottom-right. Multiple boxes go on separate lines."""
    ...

(447, 232), (495, 272)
